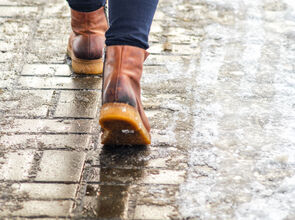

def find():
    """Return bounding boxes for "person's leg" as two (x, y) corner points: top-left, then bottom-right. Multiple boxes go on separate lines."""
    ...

(106, 0), (159, 49)
(67, 0), (106, 12)
(99, 0), (159, 145)
(66, 0), (108, 74)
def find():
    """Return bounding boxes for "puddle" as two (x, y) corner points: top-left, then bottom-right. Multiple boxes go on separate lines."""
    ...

(82, 145), (148, 219)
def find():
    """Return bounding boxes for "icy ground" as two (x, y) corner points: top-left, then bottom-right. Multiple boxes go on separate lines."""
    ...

(0, 0), (294, 219)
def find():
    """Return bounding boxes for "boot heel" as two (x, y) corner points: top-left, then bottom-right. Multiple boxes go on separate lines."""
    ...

(99, 103), (151, 145)
(72, 57), (103, 75)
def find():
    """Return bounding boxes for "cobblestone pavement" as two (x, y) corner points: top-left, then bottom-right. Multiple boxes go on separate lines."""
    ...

(0, 0), (295, 219)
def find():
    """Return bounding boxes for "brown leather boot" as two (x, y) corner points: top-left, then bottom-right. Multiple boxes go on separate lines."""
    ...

(67, 7), (108, 74)
(99, 45), (151, 145)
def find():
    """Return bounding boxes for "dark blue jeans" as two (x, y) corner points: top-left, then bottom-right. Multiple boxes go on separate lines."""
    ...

(67, 0), (158, 49)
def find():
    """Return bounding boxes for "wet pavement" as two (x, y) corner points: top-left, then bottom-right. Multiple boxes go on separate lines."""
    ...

(0, 0), (295, 219)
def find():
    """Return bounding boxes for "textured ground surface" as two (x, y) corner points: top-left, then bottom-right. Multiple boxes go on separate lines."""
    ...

(0, 0), (295, 219)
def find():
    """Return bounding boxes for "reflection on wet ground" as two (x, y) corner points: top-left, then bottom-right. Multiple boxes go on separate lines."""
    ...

(83, 145), (148, 219)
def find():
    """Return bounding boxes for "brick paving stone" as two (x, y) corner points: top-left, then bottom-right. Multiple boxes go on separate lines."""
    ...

(54, 90), (99, 118)
(149, 21), (162, 34)
(0, 134), (90, 150)
(149, 42), (196, 55)
(43, 1), (70, 18)
(0, 51), (16, 63)
(0, 71), (14, 88)
(0, 0), (17, 5)
(144, 54), (186, 66)
(130, 184), (179, 206)
(0, 0), (42, 6)
(149, 25), (203, 44)
(142, 65), (169, 76)
(143, 110), (184, 143)
(0, 90), (53, 117)
(0, 6), (38, 17)
(0, 150), (35, 181)
(27, 37), (68, 63)
(11, 183), (78, 199)
(0, 18), (31, 39)
(0, 119), (92, 133)
(0, 39), (14, 51)
(141, 169), (185, 184)
(0, 63), (10, 71)
(17, 76), (101, 90)
(0, 200), (73, 217)
(147, 149), (187, 169)
(149, 129), (172, 145)
(21, 64), (72, 76)
(37, 18), (70, 39)
(167, 35), (201, 44)
(35, 150), (86, 182)
(88, 167), (185, 185)
(87, 167), (141, 184)
(134, 205), (177, 220)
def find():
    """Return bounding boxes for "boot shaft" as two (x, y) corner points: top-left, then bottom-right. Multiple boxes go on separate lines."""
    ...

(68, 7), (108, 61)
(71, 7), (108, 36)
(102, 45), (149, 107)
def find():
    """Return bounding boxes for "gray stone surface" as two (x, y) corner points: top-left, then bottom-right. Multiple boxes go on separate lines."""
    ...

(0, 0), (294, 219)
(35, 150), (86, 182)
(54, 90), (100, 118)
(11, 183), (78, 199)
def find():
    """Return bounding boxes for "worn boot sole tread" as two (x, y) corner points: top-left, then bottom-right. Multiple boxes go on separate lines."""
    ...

(99, 103), (151, 145)
(67, 48), (103, 75)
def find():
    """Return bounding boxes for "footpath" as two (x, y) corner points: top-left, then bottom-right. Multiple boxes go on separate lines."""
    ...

(0, 0), (295, 219)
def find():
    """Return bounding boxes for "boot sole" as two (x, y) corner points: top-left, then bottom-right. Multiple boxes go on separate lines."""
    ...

(99, 103), (151, 145)
(67, 48), (103, 75)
